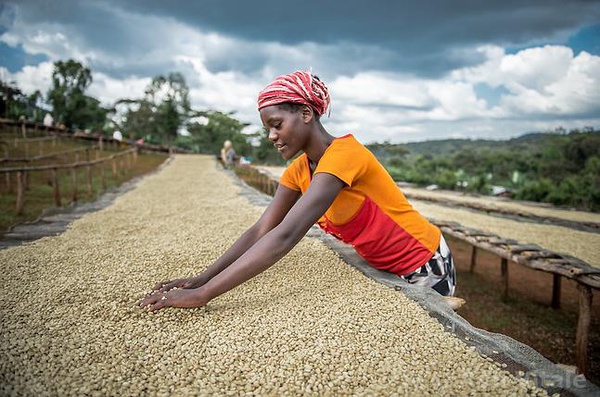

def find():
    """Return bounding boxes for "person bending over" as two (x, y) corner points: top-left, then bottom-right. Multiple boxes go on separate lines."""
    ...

(140, 70), (456, 311)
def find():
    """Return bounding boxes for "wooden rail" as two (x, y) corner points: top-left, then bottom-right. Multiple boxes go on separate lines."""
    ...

(2, 148), (137, 214)
(0, 146), (99, 163)
(431, 220), (598, 378)
(237, 164), (598, 377)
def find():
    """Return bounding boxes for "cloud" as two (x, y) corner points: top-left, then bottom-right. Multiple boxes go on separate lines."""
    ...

(2, 1), (600, 143)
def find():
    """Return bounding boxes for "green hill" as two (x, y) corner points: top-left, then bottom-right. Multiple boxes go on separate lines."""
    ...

(367, 129), (600, 212)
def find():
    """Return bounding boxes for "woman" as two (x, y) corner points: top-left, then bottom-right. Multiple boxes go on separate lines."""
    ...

(220, 140), (236, 166)
(140, 71), (456, 311)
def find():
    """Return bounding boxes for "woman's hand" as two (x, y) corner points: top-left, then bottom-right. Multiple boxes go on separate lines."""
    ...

(153, 276), (205, 293)
(139, 288), (208, 312)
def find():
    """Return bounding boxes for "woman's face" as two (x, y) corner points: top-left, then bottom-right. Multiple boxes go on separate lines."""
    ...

(259, 105), (310, 160)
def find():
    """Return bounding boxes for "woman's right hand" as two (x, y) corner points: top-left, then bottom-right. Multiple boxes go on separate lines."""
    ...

(153, 276), (205, 292)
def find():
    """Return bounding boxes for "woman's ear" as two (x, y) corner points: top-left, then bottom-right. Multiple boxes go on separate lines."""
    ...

(301, 105), (314, 123)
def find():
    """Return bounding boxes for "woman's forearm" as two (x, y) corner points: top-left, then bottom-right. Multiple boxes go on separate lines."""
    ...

(194, 224), (266, 284)
(197, 224), (305, 303)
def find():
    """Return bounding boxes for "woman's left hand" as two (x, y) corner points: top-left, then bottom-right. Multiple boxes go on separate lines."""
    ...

(139, 288), (208, 312)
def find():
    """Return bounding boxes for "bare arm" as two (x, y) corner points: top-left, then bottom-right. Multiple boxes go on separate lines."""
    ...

(141, 173), (344, 310)
(153, 184), (302, 291)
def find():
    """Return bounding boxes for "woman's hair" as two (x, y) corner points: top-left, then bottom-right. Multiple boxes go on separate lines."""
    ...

(276, 102), (321, 121)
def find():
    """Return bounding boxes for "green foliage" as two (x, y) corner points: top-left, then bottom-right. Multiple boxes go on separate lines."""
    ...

(47, 59), (104, 129)
(180, 111), (251, 155)
(117, 72), (191, 145)
(1, 80), (45, 121)
(370, 129), (600, 212)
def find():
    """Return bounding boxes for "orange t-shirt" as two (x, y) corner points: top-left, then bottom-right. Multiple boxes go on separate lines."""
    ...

(279, 134), (441, 276)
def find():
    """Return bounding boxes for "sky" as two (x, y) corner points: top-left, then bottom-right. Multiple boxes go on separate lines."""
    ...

(1, 0), (599, 144)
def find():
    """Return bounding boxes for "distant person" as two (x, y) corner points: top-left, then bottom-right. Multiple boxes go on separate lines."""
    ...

(43, 113), (53, 127)
(220, 140), (236, 166)
(141, 70), (456, 311)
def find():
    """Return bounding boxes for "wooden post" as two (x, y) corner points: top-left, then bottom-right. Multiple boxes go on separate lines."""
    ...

(5, 172), (10, 192)
(101, 162), (106, 191)
(86, 149), (92, 196)
(501, 258), (509, 300)
(111, 158), (117, 178)
(24, 142), (29, 158)
(470, 246), (477, 272)
(21, 122), (26, 138)
(52, 168), (61, 207)
(99, 135), (103, 151)
(575, 283), (592, 377)
(551, 274), (561, 309)
(86, 164), (93, 196)
(16, 171), (25, 215)
(71, 167), (78, 202)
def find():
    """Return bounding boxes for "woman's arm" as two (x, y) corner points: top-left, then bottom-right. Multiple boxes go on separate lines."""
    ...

(141, 173), (344, 311)
(153, 184), (302, 292)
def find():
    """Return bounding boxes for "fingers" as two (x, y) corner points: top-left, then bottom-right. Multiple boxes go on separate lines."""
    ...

(139, 293), (170, 312)
(154, 281), (169, 291)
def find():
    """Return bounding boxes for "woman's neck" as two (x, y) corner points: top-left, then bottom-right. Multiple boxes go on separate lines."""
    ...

(305, 126), (334, 165)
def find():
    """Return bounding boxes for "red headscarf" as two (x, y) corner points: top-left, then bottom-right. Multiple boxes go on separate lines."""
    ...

(257, 70), (331, 116)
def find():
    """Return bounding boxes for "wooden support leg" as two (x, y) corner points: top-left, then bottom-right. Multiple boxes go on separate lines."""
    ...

(551, 274), (561, 309)
(16, 171), (25, 215)
(470, 246), (477, 272)
(575, 284), (592, 377)
(501, 258), (509, 301)
(86, 165), (93, 196)
(71, 168), (78, 202)
(52, 168), (61, 207)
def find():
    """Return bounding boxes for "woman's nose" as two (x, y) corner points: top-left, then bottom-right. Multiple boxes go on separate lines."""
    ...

(268, 129), (278, 142)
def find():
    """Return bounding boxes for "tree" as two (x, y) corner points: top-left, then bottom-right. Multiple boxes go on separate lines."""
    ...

(184, 111), (252, 155)
(0, 80), (48, 122)
(118, 72), (191, 145)
(47, 59), (93, 128)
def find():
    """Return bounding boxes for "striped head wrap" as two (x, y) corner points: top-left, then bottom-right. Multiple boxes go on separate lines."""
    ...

(257, 70), (331, 116)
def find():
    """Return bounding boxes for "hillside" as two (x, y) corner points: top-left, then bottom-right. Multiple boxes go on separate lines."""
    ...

(366, 129), (600, 212)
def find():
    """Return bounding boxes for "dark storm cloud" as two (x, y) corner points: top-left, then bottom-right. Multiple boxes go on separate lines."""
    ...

(103, 0), (600, 75)
(10, 0), (600, 78)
